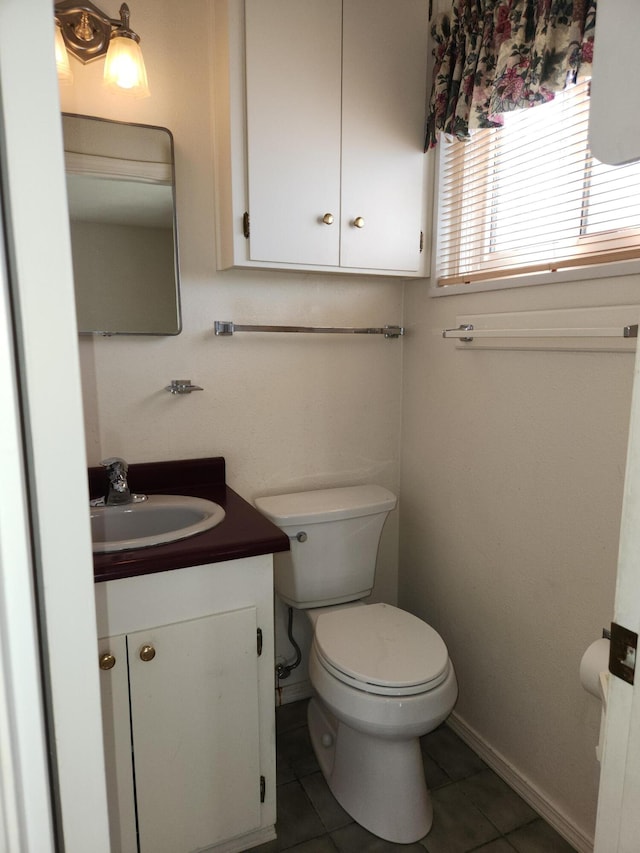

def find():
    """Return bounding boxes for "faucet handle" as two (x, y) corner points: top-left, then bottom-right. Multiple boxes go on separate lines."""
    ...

(100, 456), (128, 474)
(100, 457), (130, 506)
(98, 457), (147, 506)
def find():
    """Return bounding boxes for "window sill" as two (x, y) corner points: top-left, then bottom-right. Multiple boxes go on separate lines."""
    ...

(429, 258), (640, 298)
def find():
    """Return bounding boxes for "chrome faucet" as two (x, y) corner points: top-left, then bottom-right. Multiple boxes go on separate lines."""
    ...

(90, 457), (147, 507)
(103, 457), (131, 505)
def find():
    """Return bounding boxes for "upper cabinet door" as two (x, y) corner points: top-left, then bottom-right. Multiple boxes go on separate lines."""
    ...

(340, 0), (428, 272)
(245, 0), (343, 266)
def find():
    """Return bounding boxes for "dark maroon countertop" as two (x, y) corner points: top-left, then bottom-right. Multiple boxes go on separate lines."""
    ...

(90, 457), (289, 583)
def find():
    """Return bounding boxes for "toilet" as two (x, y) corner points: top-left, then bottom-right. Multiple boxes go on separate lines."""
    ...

(255, 485), (458, 844)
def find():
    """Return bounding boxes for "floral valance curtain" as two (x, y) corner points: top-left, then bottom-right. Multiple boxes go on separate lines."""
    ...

(425, 0), (596, 148)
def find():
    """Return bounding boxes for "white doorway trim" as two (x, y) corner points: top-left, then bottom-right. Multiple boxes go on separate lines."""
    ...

(0, 0), (111, 849)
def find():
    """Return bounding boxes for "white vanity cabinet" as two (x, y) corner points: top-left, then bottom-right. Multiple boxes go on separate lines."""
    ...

(213, 0), (430, 276)
(95, 555), (276, 853)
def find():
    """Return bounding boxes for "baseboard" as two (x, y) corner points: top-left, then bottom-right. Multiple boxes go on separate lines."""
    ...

(447, 712), (594, 853)
(275, 678), (313, 706)
(203, 824), (276, 852)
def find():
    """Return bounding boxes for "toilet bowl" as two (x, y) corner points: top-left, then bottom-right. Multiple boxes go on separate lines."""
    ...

(254, 485), (458, 843)
(305, 602), (458, 843)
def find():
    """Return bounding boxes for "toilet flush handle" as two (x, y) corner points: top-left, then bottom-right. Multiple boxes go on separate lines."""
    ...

(290, 532), (307, 543)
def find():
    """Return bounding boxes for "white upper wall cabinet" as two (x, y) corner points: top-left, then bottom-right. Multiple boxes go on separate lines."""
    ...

(213, 0), (430, 277)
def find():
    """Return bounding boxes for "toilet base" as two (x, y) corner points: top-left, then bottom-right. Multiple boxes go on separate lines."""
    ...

(307, 697), (433, 844)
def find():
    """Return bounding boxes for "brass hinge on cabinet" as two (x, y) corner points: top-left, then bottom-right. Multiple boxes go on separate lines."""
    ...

(257, 627), (263, 656)
(419, 231), (424, 253)
(243, 211), (250, 239)
(260, 775), (266, 803)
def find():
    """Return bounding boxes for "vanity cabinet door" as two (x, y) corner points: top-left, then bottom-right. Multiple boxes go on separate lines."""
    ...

(128, 608), (262, 853)
(98, 635), (137, 853)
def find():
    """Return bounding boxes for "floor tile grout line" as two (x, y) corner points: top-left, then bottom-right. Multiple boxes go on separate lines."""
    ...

(298, 772), (344, 836)
(273, 703), (578, 853)
(465, 840), (519, 853)
(278, 829), (339, 853)
(449, 780), (544, 840)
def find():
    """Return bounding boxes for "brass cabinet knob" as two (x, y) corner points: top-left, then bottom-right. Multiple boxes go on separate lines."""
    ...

(139, 644), (156, 662)
(99, 653), (116, 671)
(322, 213), (334, 225)
(353, 216), (365, 229)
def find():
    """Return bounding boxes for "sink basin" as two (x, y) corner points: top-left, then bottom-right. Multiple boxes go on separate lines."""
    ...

(90, 494), (226, 554)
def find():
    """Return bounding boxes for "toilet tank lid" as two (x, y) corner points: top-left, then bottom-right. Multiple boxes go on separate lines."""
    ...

(255, 485), (396, 525)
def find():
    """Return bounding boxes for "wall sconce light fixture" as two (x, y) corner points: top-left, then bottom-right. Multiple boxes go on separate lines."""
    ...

(54, 1), (150, 97)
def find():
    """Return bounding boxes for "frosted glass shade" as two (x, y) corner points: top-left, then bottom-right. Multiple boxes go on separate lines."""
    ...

(103, 36), (150, 98)
(55, 24), (73, 84)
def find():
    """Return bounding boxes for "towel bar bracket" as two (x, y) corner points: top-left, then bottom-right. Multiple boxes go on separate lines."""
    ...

(443, 324), (474, 342)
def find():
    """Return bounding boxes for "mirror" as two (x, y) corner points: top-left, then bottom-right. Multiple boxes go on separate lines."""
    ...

(62, 113), (181, 335)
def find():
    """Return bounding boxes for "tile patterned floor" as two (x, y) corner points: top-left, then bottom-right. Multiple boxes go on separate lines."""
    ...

(252, 699), (578, 853)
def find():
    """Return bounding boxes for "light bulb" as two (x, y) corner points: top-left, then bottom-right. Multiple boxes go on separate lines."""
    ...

(55, 23), (73, 85)
(103, 35), (150, 97)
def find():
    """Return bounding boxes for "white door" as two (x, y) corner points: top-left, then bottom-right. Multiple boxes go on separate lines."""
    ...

(589, 3), (640, 848)
(0, 0), (111, 850)
(0, 95), (57, 853)
(594, 337), (640, 851)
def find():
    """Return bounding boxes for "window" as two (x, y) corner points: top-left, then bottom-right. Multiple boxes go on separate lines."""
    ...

(436, 79), (640, 288)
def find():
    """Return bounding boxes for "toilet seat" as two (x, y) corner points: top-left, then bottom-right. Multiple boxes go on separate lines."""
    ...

(313, 603), (450, 697)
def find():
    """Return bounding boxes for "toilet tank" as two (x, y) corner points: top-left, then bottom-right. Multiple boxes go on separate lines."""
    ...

(255, 485), (397, 608)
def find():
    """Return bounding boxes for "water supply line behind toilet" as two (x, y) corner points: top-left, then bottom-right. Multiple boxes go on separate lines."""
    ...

(276, 606), (302, 681)
(275, 529), (307, 682)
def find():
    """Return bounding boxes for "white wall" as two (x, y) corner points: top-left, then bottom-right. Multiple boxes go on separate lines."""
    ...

(59, 0), (402, 691)
(400, 273), (637, 844)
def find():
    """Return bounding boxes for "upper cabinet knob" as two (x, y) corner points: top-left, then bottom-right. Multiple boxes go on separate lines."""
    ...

(322, 213), (334, 225)
(139, 644), (156, 662)
(353, 216), (365, 229)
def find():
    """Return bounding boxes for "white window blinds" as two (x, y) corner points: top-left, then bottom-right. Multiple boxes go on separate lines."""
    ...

(436, 80), (640, 287)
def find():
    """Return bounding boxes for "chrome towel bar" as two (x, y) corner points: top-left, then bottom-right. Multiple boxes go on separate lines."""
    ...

(443, 323), (639, 342)
(215, 321), (404, 339)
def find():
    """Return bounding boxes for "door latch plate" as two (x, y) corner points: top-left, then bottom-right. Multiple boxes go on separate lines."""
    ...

(609, 621), (637, 685)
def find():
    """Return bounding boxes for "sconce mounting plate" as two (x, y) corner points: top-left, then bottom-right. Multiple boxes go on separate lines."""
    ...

(55, 0), (116, 64)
